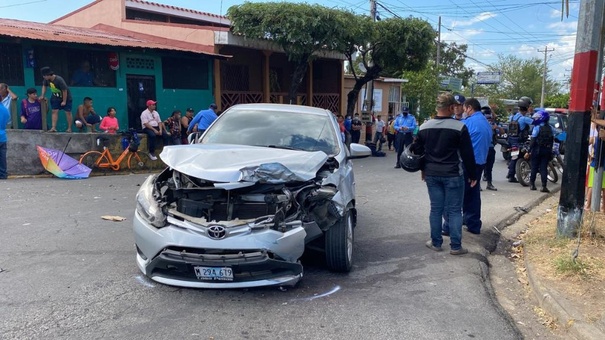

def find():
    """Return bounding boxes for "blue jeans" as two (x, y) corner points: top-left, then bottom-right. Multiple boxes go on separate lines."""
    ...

(426, 175), (465, 250)
(0, 141), (6, 179)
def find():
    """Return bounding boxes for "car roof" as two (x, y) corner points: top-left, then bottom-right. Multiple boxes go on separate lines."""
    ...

(225, 103), (333, 117)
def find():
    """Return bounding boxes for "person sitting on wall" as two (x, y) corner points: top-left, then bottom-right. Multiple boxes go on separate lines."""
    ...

(99, 107), (119, 134)
(75, 97), (101, 132)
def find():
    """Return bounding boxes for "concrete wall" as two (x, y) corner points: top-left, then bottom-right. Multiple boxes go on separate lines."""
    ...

(6, 130), (163, 176)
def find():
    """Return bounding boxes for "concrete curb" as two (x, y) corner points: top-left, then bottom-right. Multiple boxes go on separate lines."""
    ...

(488, 185), (605, 339)
(524, 258), (604, 339)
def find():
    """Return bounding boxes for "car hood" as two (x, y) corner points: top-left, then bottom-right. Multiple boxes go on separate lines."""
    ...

(160, 144), (328, 183)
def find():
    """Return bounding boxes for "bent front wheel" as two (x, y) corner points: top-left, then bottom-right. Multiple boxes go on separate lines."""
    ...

(128, 152), (151, 172)
(79, 151), (108, 172)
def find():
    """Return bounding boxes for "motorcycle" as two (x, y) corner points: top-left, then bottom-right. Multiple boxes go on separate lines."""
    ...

(551, 142), (564, 176)
(514, 141), (558, 186)
(497, 133), (510, 162)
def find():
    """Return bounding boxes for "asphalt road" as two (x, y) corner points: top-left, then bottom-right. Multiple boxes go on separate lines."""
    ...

(0, 149), (556, 339)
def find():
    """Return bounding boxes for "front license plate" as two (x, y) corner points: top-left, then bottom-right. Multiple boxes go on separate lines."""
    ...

(194, 266), (234, 281)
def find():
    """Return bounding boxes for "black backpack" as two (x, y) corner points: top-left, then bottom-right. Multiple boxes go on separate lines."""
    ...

(508, 115), (530, 140)
(536, 124), (553, 148)
(508, 116), (520, 137)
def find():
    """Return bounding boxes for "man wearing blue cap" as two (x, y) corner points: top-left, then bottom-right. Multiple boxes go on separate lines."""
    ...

(393, 108), (417, 168)
(453, 94), (466, 120)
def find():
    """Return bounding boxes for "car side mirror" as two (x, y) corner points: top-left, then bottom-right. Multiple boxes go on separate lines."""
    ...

(348, 143), (372, 160)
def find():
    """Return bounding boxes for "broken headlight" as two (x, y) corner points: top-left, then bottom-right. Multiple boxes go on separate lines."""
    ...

(136, 175), (166, 228)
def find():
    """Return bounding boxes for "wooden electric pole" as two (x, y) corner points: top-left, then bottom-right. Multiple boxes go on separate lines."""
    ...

(538, 46), (555, 108)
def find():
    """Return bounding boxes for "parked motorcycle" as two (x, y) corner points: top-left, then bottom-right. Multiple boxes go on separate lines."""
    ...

(513, 141), (558, 186)
(497, 133), (510, 162)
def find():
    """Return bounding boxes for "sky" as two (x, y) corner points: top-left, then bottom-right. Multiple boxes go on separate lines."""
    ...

(1, 0), (580, 89)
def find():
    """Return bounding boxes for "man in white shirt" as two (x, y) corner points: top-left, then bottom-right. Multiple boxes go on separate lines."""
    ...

(373, 114), (386, 151)
(140, 99), (170, 160)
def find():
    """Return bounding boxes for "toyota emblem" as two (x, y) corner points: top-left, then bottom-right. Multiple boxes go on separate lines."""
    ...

(207, 225), (227, 239)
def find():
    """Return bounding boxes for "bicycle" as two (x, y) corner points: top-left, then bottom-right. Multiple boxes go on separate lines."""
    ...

(79, 130), (152, 172)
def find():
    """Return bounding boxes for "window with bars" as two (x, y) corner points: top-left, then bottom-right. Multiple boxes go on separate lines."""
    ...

(0, 43), (24, 86)
(162, 57), (209, 89)
(33, 46), (117, 87)
(221, 63), (249, 91)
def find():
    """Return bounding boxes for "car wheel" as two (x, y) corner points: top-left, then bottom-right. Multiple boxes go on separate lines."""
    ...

(325, 209), (353, 272)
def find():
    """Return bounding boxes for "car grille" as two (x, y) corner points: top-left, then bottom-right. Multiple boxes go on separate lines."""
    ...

(177, 199), (277, 221)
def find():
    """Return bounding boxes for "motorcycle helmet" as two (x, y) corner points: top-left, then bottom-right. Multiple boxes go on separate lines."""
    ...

(399, 144), (423, 172)
(531, 109), (550, 125)
(517, 96), (533, 109)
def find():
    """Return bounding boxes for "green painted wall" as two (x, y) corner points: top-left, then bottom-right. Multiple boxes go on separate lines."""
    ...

(4, 39), (214, 132)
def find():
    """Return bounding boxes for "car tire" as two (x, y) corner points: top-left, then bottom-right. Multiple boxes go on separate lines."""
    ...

(325, 209), (353, 272)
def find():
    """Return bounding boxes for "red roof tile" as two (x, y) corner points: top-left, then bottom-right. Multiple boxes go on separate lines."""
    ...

(0, 18), (227, 58)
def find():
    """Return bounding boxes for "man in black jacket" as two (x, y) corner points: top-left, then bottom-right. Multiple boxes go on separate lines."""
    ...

(413, 93), (477, 255)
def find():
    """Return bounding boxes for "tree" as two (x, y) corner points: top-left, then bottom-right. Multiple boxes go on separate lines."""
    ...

(401, 63), (440, 120)
(343, 17), (435, 117)
(228, 3), (355, 103)
(544, 93), (570, 108)
(438, 42), (474, 87)
(473, 54), (560, 103)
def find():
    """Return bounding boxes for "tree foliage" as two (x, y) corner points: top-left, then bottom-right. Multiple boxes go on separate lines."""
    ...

(401, 63), (440, 121)
(544, 93), (570, 108)
(438, 42), (474, 87)
(473, 54), (560, 103)
(228, 2), (355, 103)
(343, 17), (435, 116)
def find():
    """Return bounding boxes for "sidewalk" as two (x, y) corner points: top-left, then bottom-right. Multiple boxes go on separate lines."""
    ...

(490, 191), (605, 339)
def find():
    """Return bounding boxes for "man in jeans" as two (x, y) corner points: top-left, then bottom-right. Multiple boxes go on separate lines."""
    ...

(140, 100), (170, 160)
(412, 93), (477, 255)
(0, 104), (9, 179)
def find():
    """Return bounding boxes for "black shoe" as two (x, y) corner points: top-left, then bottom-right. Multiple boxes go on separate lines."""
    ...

(508, 178), (518, 183)
(530, 184), (537, 191)
(394, 165), (401, 169)
(442, 231), (450, 237)
(486, 183), (497, 191)
(541, 187), (550, 193)
(482, 175), (487, 182)
(464, 227), (481, 235)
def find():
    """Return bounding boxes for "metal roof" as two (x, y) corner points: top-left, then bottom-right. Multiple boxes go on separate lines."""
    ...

(0, 18), (224, 57)
(127, 0), (231, 26)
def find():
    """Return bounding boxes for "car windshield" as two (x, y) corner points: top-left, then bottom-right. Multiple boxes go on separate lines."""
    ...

(200, 108), (340, 155)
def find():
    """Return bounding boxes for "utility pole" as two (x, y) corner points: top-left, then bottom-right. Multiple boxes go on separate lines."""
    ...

(538, 46), (555, 108)
(557, 0), (605, 237)
(365, 0), (377, 142)
(436, 16), (441, 71)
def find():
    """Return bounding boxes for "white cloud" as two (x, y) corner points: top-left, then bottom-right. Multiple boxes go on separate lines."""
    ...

(450, 12), (497, 28)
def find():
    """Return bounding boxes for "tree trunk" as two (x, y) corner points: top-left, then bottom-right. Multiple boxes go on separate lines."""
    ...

(288, 59), (310, 104)
(345, 67), (381, 117)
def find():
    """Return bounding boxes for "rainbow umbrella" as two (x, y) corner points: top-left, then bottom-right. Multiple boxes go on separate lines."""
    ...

(37, 145), (91, 179)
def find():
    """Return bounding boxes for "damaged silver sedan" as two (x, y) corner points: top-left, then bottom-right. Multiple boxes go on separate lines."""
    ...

(133, 104), (371, 288)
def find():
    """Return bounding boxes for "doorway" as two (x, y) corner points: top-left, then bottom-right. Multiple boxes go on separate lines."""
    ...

(126, 75), (156, 130)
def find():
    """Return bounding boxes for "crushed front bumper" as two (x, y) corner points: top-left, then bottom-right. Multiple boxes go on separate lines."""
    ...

(133, 211), (305, 288)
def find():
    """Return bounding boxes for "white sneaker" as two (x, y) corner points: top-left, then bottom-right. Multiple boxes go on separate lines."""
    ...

(149, 153), (157, 161)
